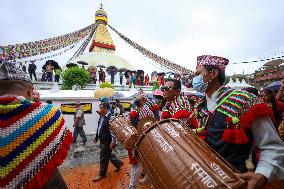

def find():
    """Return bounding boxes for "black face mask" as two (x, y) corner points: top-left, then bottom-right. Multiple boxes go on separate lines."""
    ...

(134, 99), (141, 107)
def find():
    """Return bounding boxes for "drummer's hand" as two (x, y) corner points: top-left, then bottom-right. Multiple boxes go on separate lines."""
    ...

(236, 172), (268, 189)
(110, 142), (117, 149)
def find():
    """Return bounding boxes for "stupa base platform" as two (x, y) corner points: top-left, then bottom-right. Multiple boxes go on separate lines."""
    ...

(33, 81), (153, 91)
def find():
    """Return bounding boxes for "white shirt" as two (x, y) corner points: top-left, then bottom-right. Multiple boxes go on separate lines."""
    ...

(206, 89), (220, 113)
(113, 107), (120, 116)
(206, 88), (284, 180)
(76, 108), (83, 118)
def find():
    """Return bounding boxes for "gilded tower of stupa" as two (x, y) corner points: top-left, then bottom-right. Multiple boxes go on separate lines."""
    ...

(89, 4), (115, 53)
(70, 4), (134, 70)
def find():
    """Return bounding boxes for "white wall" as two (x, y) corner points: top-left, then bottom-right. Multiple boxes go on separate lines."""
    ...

(49, 99), (101, 134)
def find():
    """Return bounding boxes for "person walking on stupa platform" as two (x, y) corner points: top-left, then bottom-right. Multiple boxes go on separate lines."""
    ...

(0, 62), (72, 189)
(110, 67), (115, 84)
(130, 73), (136, 86)
(192, 54), (284, 188)
(90, 68), (97, 84)
(46, 62), (54, 82)
(28, 60), (37, 81)
(72, 100), (88, 145)
(145, 73), (149, 86)
(119, 71), (123, 85)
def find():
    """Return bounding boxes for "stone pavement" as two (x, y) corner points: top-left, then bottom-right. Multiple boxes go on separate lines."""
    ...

(60, 134), (128, 169)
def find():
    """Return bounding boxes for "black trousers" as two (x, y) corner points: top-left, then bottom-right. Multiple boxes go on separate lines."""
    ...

(55, 75), (60, 82)
(99, 140), (121, 176)
(47, 72), (53, 82)
(29, 71), (37, 81)
(111, 75), (115, 84)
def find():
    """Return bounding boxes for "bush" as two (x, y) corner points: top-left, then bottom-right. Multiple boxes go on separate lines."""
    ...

(99, 82), (114, 89)
(61, 67), (90, 90)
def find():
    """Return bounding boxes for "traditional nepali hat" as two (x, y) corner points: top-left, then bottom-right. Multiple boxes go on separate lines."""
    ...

(0, 61), (31, 82)
(197, 55), (229, 70)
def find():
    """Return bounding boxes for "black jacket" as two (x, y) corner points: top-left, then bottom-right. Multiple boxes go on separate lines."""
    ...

(28, 64), (37, 72)
(96, 112), (112, 142)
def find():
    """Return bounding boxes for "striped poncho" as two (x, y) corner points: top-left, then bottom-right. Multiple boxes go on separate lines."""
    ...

(0, 96), (72, 189)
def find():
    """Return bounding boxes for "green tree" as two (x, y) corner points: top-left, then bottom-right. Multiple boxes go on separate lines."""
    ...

(61, 67), (90, 90)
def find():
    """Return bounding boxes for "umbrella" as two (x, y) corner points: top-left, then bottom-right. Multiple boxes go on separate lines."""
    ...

(118, 68), (127, 72)
(65, 63), (78, 68)
(166, 71), (174, 75)
(43, 60), (61, 70)
(124, 70), (131, 78)
(97, 65), (106, 68)
(266, 81), (282, 91)
(77, 61), (88, 65)
(106, 66), (118, 75)
(94, 88), (116, 98)
(151, 71), (158, 76)
(111, 92), (125, 99)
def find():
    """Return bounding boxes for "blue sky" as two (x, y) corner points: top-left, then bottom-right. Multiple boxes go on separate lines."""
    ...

(1, 0), (284, 75)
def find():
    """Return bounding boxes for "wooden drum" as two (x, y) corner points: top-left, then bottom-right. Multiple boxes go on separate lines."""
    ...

(110, 116), (138, 149)
(136, 119), (245, 189)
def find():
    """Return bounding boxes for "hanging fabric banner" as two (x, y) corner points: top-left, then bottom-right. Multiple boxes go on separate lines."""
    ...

(11, 43), (77, 64)
(108, 24), (191, 74)
(68, 23), (98, 63)
(0, 23), (96, 62)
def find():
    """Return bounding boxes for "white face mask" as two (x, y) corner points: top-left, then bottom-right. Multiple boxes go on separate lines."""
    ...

(192, 75), (208, 93)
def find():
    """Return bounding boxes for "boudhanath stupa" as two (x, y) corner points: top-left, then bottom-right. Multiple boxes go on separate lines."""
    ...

(69, 4), (135, 70)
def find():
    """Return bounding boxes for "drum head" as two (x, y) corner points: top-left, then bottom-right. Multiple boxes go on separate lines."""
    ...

(137, 116), (158, 134)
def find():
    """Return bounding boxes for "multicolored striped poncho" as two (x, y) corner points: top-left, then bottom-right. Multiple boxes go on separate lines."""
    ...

(0, 96), (72, 189)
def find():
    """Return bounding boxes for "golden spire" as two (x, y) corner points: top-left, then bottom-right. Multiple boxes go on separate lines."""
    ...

(89, 4), (115, 53)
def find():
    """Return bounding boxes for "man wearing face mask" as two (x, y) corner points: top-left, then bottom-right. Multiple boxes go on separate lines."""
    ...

(192, 55), (284, 189)
(127, 90), (160, 189)
(0, 62), (72, 189)
(161, 79), (198, 128)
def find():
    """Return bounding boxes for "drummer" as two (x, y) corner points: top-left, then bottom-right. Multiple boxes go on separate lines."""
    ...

(192, 55), (284, 188)
(161, 78), (198, 128)
(127, 90), (160, 189)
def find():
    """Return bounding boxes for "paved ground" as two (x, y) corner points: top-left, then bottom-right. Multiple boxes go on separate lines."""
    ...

(61, 158), (151, 189)
(59, 134), (151, 189)
(60, 134), (128, 169)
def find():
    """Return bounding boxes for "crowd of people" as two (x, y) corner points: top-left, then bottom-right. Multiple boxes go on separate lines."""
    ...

(19, 59), (195, 89)
(1, 54), (284, 189)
